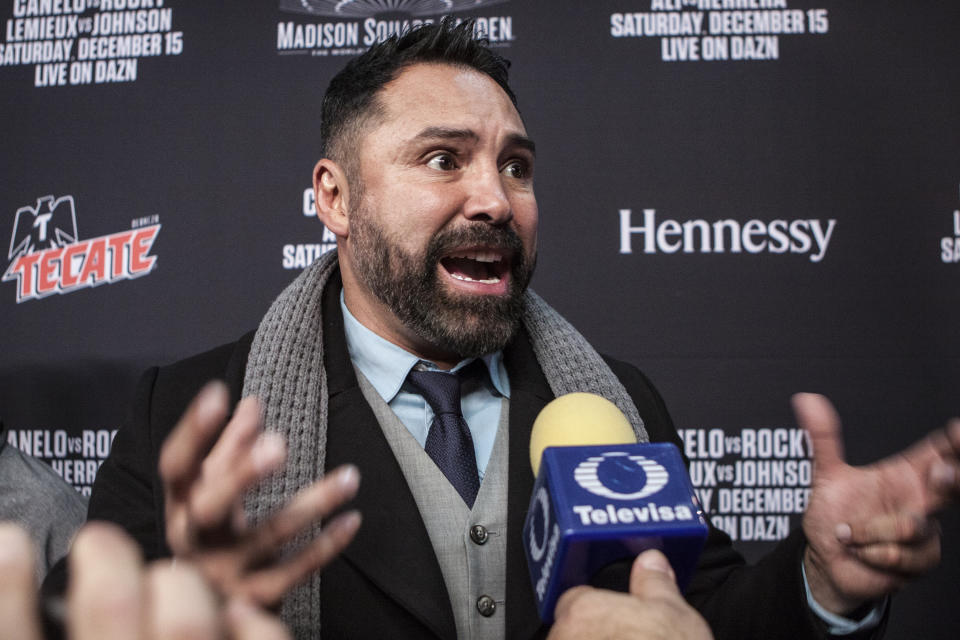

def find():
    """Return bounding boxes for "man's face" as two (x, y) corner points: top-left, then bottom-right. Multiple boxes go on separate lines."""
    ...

(339, 62), (538, 364)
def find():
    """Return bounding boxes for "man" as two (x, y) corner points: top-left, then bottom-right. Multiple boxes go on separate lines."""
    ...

(63, 18), (958, 640)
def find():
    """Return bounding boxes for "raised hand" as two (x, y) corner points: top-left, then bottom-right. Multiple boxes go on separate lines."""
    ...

(796, 393), (960, 614)
(548, 549), (714, 640)
(160, 381), (361, 606)
(0, 522), (292, 640)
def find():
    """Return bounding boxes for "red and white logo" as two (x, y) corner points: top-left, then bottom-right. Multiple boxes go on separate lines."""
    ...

(3, 194), (160, 303)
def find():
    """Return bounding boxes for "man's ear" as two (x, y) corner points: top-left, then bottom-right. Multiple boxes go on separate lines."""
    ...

(313, 158), (351, 238)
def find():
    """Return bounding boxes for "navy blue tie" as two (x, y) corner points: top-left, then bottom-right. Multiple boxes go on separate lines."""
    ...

(407, 367), (481, 507)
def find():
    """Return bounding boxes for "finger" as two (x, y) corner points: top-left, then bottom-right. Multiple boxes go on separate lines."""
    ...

(851, 533), (941, 576)
(920, 418), (960, 460)
(895, 419), (960, 511)
(929, 461), (960, 498)
(898, 420), (960, 468)
(629, 549), (679, 601)
(242, 510), (362, 605)
(190, 401), (286, 530)
(144, 561), (219, 640)
(944, 418), (960, 452)
(836, 513), (933, 546)
(246, 465), (361, 560)
(159, 381), (230, 492)
(200, 397), (264, 473)
(226, 599), (292, 640)
(922, 419), (960, 501)
(552, 585), (595, 622)
(68, 522), (145, 640)
(0, 524), (43, 640)
(792, 393), (846, 471)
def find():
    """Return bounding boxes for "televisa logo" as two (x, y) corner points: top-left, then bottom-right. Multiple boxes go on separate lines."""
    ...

(574, 451), (669, 500)
(3, 194), (160, 303)
(523, 443), (707, 618)
(527, 486), (560, 600)
(571, 451), (693, 526)
(619, 208), (837, 262)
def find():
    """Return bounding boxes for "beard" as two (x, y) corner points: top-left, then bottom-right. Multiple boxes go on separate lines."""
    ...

(349, 204), (535, 360)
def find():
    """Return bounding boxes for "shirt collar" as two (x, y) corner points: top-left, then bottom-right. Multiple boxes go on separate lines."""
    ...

(340, 291), (510, 402)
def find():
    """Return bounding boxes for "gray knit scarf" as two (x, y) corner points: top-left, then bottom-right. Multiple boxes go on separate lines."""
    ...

(242, 249), (648, 638)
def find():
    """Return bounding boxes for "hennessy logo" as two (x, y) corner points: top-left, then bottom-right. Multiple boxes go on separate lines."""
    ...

(619, 208), (837, 262)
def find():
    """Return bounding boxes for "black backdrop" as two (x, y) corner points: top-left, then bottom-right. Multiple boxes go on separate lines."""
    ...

(2, 1), (958, 637)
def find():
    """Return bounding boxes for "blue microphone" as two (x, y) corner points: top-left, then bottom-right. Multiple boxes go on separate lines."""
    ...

(523, 393), (708, 623)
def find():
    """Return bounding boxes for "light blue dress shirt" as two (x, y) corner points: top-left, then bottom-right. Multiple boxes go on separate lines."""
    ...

(340, 293), (509, 481)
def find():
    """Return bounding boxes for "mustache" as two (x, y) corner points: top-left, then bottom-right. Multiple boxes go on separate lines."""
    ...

(426, 224), (525, 262)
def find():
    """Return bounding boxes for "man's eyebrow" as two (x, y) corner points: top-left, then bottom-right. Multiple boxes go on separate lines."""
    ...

(409, 127), (536, 156)
(411, 127), (479, 144)
(505, 133), (536, 157)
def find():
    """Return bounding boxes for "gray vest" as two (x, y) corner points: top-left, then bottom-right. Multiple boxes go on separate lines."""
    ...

(356, 369), (509, 640)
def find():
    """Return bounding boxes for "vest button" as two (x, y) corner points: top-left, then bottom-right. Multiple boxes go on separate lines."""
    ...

(476, 595), (496, 617)
(469, 524), (489, 545)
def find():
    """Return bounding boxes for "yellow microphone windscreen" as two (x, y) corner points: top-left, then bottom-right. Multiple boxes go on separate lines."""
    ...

(529, 392), (637, 476)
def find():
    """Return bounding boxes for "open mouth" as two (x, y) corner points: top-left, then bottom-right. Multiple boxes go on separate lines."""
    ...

(439, 249), (510, 286)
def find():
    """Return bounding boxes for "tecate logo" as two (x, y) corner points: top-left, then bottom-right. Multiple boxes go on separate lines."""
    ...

(3, 194), (159, 302)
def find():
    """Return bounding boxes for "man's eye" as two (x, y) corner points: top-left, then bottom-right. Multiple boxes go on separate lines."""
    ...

(502, 160), (531, 179)
(426, 153), (457, 171)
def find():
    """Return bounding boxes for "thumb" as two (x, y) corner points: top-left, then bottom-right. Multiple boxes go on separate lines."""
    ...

(68, 523), (145, 640)
(0, 524), (43, 640)
(629, 549), (679, 601)
(792, 393), (846, 472)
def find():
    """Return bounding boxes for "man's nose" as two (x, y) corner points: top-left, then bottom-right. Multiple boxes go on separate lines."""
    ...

(462, 165), (512, 225)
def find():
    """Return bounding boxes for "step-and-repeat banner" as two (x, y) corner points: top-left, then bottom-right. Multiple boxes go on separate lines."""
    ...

(2, 1), (957, 636)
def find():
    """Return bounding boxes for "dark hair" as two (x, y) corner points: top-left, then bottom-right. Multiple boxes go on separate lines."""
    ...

(320, 17), (516, 175)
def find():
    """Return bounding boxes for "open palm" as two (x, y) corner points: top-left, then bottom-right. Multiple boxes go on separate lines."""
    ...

(795, 393), (959, 614)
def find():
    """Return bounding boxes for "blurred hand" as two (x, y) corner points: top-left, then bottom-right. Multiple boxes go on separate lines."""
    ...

(796, 393), (960, 614)
(160, 381), (362, 606)
(0, 522), (291, 640)
(0, 523), (43, 640)
(548, 549), (713, 640)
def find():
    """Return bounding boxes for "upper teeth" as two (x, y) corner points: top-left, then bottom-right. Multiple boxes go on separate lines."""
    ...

(449, 250), (502, 263)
